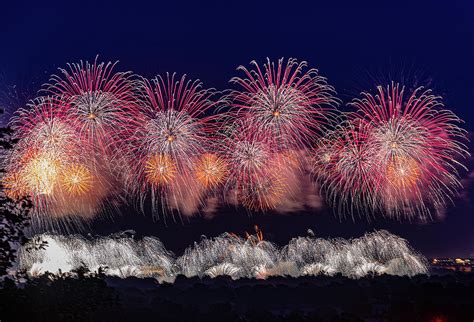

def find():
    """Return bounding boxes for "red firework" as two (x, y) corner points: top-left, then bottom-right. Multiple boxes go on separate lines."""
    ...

(230, 58), (337, 152)
(219, 118), (301, 212)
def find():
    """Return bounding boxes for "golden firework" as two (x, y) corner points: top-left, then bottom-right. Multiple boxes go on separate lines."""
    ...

(145, 154), (176, 185)
(195, 153), (228, 188)
(60, 164), (93, 196)
(386, 156), (420, 188)
(2, 171), (28, 200)
(24, 155), (61, 195)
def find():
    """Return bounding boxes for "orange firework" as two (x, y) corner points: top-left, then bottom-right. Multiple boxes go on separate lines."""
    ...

(145, 154), (176, 185)
(386, 156), (421, 189)
(276, 150), (301, 169)
(60, 164), (93, 196)
(2, 171), (28, 200)
(195, 153), (228, 188)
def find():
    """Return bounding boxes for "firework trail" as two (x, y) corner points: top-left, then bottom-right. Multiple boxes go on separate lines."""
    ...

(19, 230), (428, 281)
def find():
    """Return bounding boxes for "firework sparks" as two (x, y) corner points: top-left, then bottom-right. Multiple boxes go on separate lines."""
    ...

(124, 73), (219, 215)
(0, 59), (468, 224)
(239, 174), (286, 211)
(60, 164), (93, 196)
(230, 58), (337, 151)
(46, 58), (135, 146)
(19, 230), (428, 281)
(194, 153), (228, 188)
(144, 154), (177, 185)
(23, 154), (61, 195)
(314, 83), (468, 220)
(386, 156), (421, 189)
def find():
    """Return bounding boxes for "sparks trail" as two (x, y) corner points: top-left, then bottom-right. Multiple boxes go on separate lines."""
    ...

(19, 230), (428, 281)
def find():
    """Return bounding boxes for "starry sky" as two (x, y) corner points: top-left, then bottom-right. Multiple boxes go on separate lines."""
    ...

(1, 0), (473, 257)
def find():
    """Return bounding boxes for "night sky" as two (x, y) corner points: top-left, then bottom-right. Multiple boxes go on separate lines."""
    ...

(1, 0), (473, 258)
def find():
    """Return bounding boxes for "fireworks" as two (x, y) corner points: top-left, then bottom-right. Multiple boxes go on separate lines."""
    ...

(46, 58), (135, 148)
(3, 98), (77, 219)
(219, 123), (283, 211)
(60, 164), (93, 196)
(2, 65), (129, 228)
(352, 84), (467, 219)
(2, 170), (28, 200)
(314, 122), (380, 216)
(230, 58), (337, 151)
(239, 174), (286, 211)
(314, 83), (468, 220)
(219, 58), (338, 211)
(144, 154), (176, 185)
(0, 58), (468, 225)
(19, 230), (429, 281)
(23, 154), (61, 195)
(124, 73), (219, 215)
(194, 153), (228, 188)
(386, 156), (420, 189)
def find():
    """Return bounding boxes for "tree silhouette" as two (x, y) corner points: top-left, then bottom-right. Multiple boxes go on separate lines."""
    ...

(0, 108), (33, 277)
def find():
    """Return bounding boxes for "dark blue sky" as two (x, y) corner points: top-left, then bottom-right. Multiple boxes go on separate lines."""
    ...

(1, 0), (473, 257)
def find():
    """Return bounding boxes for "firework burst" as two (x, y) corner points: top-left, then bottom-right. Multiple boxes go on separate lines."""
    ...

(144, 154), (177, 186)
(313, 121), (380, 217)
(1, 58), (469, 224)
(327, 83), (469, 219)
(45, 58), (135, 149)
(2, 97), (113, 229)
(60, 164), (93, 196)
(194, 153), (228, 188)
(230, 58), (337, 151)
(124, 73), (220, 215)
(219, 120), (309, 211)
(239, 174), (286, 211)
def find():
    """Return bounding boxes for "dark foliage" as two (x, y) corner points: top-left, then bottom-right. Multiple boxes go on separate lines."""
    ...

(0, 109), (33, 277)
(2, 272), (472, 322)
(0, 270), (120, 322)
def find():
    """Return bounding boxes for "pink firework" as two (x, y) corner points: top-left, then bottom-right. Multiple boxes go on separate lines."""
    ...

(348, 83), (468, 219)
(124, 73), (220, 215)
(45, 58), (135, 155)
(220, 120), (272, 190)
(5, 97), (109, 230)
(313, 121), (381, 217)
(219, 119), (301, 212)
(230, 58), (337, 152)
